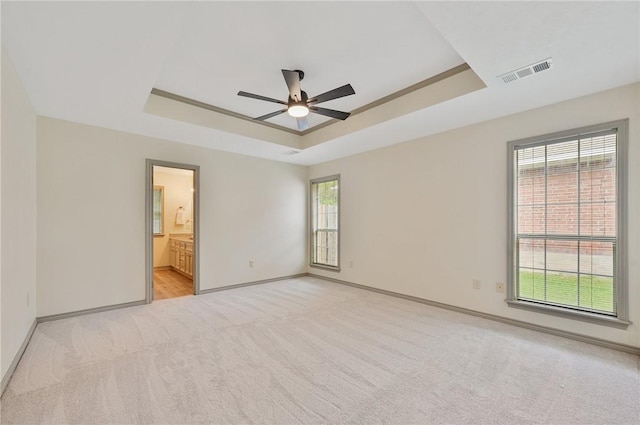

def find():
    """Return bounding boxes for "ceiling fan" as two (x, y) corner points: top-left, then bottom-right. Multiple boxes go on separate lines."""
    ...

(238, 69), (355, 131)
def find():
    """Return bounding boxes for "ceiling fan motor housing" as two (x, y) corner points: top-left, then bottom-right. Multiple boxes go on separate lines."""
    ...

(289, 90), (308, 107)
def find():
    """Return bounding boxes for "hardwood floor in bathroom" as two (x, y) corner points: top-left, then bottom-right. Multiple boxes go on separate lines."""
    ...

(154, 269), (193, 300)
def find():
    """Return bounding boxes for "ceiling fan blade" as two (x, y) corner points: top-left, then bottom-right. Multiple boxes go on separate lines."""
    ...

(238, 91), (286, 105)
(308, 84), (355, 105)
(309, 106), (350, 120)
(254, 109), (287, 121)
(282, 69), (302, 102)
(296, 117), (309, 131)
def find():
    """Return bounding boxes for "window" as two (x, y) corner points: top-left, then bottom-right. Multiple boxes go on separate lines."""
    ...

(311, 175), (340, 270)
(507, 120), (629, 327)
(153, 185), (164, 235)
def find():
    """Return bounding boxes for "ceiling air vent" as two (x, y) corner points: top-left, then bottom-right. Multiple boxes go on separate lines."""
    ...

(282, 149), (300, 156)
(499, 58), (552, 84)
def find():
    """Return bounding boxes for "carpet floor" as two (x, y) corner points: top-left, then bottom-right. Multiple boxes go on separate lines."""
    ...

(1, 277), (638, 424)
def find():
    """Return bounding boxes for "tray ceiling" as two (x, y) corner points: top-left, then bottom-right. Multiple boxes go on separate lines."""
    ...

(2, 1), (638, 165)
(154, 2), (464, 132)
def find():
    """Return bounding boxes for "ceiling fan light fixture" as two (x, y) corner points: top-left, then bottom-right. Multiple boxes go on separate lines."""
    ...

(288, 103), (309, 118)
(238, 69), (355, 125)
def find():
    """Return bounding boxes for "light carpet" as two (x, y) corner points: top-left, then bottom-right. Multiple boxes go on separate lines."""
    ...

(1, 277), (638, 424)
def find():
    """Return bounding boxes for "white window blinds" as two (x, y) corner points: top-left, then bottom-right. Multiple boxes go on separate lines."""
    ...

(514, 129), (619, 315)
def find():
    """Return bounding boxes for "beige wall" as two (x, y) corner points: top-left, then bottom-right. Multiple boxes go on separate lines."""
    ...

(153, 170), (194, 268)
(309, 82), (640, 348)
(1, 50), (38, 378)
(37, 118), (308, 317)
(4, 46), (637, 371)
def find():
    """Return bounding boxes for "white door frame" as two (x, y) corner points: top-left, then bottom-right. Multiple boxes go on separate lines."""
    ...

(145, 159), (200, 303)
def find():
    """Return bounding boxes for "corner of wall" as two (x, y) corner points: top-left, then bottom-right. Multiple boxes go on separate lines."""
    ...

(1, 47), (38, 383)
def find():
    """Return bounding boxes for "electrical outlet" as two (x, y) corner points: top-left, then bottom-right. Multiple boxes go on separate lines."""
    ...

(249, 259), (255, 268)
(473, 279), (481, 289)
(496, 282), (505, 293)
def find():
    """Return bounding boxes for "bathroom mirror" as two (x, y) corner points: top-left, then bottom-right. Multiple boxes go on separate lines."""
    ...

(153, 185), (164, 235)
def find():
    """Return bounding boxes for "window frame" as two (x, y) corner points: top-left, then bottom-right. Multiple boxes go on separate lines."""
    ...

(310, 174), (341, 271)
(153, 185), (164, 236)
(506, 119), (630, 329)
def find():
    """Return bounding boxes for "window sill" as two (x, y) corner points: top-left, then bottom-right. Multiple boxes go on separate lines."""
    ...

(506, 300), (631, 329)
(310, 263), (341, 272)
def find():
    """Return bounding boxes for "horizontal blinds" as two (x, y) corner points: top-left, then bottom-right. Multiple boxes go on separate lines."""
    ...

(515, 130), (617, 315)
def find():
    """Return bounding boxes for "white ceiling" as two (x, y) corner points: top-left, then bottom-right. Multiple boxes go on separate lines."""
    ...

(155, 2), (464, 131)
(2, 2), (639, 166)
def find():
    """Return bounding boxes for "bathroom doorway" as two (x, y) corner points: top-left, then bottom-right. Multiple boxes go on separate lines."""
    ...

(145, 160), (200, 303)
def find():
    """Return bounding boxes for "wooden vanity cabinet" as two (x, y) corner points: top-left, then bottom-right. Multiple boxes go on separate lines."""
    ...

(169, 237), (193, 278)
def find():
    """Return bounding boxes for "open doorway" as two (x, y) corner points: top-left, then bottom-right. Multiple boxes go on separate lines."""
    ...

(145, 160), (200, 303)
